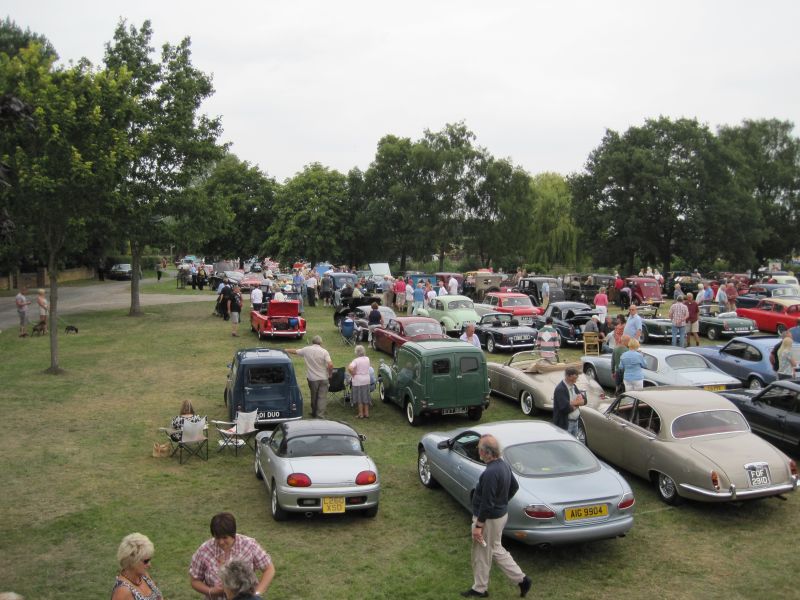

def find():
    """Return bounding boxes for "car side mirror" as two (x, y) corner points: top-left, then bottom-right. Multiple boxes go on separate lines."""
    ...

(437, 439), (451, 450)
(359, 434), (367, 442)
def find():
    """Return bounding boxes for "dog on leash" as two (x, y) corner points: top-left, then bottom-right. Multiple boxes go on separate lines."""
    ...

(32, 322), (47, 336)
(64, 325), (79, 334)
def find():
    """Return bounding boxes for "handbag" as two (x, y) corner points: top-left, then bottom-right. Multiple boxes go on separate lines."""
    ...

(152, 442), (171, 458)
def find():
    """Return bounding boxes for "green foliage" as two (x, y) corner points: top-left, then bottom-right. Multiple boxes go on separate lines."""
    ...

(529, 172), (578, 269)
(0, 17), (58, 59)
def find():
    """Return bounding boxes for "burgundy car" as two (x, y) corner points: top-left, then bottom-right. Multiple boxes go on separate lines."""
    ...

(370, 317), (446, 360)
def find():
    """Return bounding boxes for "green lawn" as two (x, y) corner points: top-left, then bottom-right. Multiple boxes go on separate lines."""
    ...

(0, 300), (796, 599)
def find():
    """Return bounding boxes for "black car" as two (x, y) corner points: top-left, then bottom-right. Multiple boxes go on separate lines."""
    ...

(720, 380), (800, 450)
(473, 312), (537, 353)
(513, 277), (565, 306)
(332, 296), (382, 326)
(562, 273), (616, 303)
(532, 302), (600, 346)
(736, 284), (800, 309)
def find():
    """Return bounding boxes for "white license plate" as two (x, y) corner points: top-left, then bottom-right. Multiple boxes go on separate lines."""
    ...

(258, 411), (281, 419)
(512, 336), (532, 342)
(441, 407), (468, 415)
(747, 465), (771, 488)
(520, 317), (533, 324)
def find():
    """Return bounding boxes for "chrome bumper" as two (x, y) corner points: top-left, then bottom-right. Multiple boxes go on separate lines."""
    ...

(680, 475), (798, 501)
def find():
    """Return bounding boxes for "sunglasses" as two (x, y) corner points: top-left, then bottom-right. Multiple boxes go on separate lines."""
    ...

(143, 558), (152, 565)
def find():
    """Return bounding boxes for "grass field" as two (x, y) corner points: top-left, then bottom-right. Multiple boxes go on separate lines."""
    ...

(0, 295), (797, 599)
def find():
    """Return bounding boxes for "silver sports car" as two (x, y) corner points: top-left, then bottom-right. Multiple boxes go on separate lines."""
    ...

(255, 420), (380, 520)
(581, 347), (742, 392)
(417, 421), (635, 546)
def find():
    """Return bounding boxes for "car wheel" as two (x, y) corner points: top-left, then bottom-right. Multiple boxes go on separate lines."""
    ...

(584, 364), (598, 382)
(254, 454), (263, 480)
(641, 328), (649, 343)
(748, 377), (764, 390)
(519, 390), (538, 416)
(467, 406), (483, 421)
(270, 480), (289, 521)
(379, 379), (389, 403)
(486, 337), (496, 353)
(405, 400), (419, 426)
(361, 504), (379, 518)
(777, 324), (788, 336)
(575, 418), (587, 445)
(707, 327), (719, 341)
(417, 449), (440, 489)
(654, 472), (682, 505)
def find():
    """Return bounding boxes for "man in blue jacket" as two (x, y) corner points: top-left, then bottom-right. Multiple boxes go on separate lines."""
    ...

(552, 367), (586, 436)
(462, 434), (532, 598)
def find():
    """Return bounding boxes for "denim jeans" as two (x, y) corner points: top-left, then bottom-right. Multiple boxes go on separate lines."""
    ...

(671, 325), (686, 347)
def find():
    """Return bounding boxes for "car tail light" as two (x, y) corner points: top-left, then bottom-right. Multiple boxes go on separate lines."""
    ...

(355, 470), (377, 485)
(617, 493), (635, 510)
(524, 504), (555, 519)
(790, 460), (797, 477)
(711, 470), (720, 491)
(287, 473), (312, 487)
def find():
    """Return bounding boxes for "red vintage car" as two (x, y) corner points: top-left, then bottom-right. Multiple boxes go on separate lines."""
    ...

(479, 292), (543, 324)
(250, 300), (306, 340)
(369, 316), (446, 360)
(625, 277), (663, 308)
(240, 271), (265, 292)
(736, 297), (800, 335)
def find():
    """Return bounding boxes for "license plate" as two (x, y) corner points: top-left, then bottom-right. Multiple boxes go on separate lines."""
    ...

(258, 411), (281, 419)
(520, 317), (533, 324)
(512, 336), (531, 342)
(735, 328), (749, 332)
(322, 497), (346, 513)
(703, 385), (725, 391)
(746, 465), (771, 488)
(441, 407), (468, 415)
(565, 504), (608, 521)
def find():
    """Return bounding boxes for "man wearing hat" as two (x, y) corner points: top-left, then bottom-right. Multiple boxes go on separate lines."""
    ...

(583, 314), (600, 334)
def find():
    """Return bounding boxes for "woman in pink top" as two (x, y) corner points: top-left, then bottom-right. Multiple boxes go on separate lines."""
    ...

(348, 345), (373, 419)
(593, 287), (609, 318)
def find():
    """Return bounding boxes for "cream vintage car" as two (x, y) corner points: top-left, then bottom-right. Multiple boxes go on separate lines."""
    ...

(577, 388), (798, 504)
(488, 351), (606, 416)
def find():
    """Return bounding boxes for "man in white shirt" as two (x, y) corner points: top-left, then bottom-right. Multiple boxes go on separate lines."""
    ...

(250, 286), (264, 312)
(305, 274), (318, 307)
(459, 324), (481, 348)
(287, 336), (334, 418)
(448, 276), (459, 296)
(405, 280), (414, 315)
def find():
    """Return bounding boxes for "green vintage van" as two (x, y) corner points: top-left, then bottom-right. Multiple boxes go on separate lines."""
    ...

(378, 339), (490, 426)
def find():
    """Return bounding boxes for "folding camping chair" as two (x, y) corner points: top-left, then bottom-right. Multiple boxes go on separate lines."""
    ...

(339, 315), (357, 346)
(160, 417), (208, 464)
(583, 331), (601, 356)
(328, 366), (350, 407)
(211, 410), (258, 455)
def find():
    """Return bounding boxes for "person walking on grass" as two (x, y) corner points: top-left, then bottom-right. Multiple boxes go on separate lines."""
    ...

(348, 345), (373, 419)
(462, 434), (532, 599)
(228, 285), (242, 337)
(668, 295), (689, 347)
(287, 336), (334, 418)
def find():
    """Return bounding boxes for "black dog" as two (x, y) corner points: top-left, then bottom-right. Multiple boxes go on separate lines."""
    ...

(32, 322), (47, 336)
(65, 325), (79, 334)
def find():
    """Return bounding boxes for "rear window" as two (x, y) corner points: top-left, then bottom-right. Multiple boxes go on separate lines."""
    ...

(460, 356), (479, 374)
(665, 354), (709, 370)
(503, 296), (532, 307)
(432, 359), (450, 375)
(286, 434), (363, 457)
(448, 299), (475, 310)
(505, 441), (599, 477)
(248, 366), (286, 385)
(671, 410), (749, 438)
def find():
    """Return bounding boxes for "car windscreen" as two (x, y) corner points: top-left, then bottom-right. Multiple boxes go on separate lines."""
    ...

(483, 314), (512, 325)
(405, 322), (442, 336)
(502, 296), (532, 307)
(504, 440), (599, 477)
(671, 410), (749, 439)
(447, 299), (474, 310)
(773, 286), (800, 297)
(286, 434), (363, 457)
(665, 354), (710, 370)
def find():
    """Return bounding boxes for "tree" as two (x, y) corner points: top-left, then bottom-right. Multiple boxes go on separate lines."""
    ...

(571, 117), (736, 274)
(104, 20), (223, 315)
(0, 17), (57, 59)
(0, 44), (130, 372)
(529, 173), (578, 269)
(265, 163), (348, 266)
(717, 119), (800, 269)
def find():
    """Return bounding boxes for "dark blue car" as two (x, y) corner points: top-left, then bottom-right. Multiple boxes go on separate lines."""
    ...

(689, 335), (785, 390)
(224, 348), (303, 425)
(720, 380), (800, 450)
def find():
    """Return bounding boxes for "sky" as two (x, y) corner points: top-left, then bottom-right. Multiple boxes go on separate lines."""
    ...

(5, 1), (800, 182)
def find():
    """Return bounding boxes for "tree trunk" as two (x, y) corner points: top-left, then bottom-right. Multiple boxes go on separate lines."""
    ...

(129, 241), (143, 316)
(399, 251), (407, 273)
(438, 244), (446, 272)
(45, 253), (64, 374)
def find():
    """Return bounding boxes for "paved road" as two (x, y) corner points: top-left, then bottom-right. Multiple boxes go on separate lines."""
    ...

(1, 278), (215, 330)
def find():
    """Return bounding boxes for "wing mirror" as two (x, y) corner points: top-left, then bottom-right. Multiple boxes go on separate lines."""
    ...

(359, 434), (367, 442)
(437, 439), (452, 450)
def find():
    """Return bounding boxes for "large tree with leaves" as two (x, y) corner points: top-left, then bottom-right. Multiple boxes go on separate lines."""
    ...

(529, 172), (579, 269)
(0, 43), (131, 372)
(104, 20), (223, 315)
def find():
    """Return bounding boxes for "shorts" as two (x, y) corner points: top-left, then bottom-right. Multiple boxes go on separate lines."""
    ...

(230, 311), (240, 324)
(624, 379), (644, 391)
(688, 321), (699, 333)
(18, 310), (28, 326)
(396, 294), (406, 307)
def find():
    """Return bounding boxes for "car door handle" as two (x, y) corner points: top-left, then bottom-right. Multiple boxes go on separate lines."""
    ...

(456, 376), (463, 379)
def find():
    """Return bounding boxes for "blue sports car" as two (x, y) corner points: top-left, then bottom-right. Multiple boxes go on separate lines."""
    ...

(689, 335), (799, 390)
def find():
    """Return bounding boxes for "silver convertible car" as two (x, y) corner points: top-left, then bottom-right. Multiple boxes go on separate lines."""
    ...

(581, 347), (742, 392)
(254, 420), (380, 520)
(578, 389), (798, 504)
(417, 421), (635, 546)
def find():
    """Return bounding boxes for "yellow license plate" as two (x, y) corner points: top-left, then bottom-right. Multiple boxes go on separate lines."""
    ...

(704, 385), (725, 391)
(322, 497), (345, 514)
(565, 504), (608, 521)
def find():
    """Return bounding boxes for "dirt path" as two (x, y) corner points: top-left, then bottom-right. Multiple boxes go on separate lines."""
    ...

(0, 278), (215, 330)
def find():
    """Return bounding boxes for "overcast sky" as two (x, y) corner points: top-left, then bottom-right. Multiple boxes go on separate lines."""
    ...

(5, 1), (799, 182)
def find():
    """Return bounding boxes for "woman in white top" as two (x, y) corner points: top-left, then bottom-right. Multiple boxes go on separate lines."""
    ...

(348, 345), (373, 419)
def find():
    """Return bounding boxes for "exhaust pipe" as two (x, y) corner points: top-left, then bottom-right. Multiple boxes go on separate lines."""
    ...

(305, 512), (314, 518)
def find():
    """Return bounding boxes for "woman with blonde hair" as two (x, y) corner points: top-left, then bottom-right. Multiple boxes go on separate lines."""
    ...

(170, 400), (203, 441)
(36, 289), (48, 333)
(111, 533), (162, 600)
(777, 336), (797, 380)
(620, 338), (647, 391)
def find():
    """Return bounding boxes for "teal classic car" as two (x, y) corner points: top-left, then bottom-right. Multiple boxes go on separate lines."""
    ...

(378, 340), (490, 425)
(416, 294), (481, 336)
(698, 305), (758, 340)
